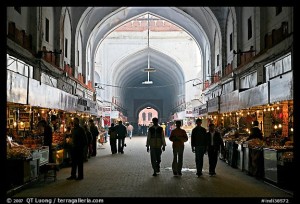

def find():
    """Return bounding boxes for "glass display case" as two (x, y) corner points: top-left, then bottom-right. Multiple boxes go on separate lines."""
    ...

(263, 148), (294, 189)
(39, 146), (49, 166)
(29, 149), (40, 180)
(224, 140), (238, 167)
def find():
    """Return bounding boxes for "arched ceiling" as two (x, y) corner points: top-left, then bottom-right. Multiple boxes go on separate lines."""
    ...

(68, 6), (230, 120)
(73, 7), (224, 70)
(112, 48), (184, 90)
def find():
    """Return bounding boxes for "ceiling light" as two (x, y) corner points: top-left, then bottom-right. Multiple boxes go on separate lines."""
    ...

(142, 13), (155, 85)
(143, 68), (156, 72)
(142, 81), (153, 85)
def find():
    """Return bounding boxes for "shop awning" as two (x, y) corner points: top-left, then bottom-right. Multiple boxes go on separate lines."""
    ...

(269, 71), (293, 103)
(220, 90), (239, 113)
(239, 83), (268, 109)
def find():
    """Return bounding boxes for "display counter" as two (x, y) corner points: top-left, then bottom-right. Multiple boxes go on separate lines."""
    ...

(248, 147), (264, 178)
(243, 143), (249, 172)
(39, 146), (49, 166)
(263, 147), (294, 190)
(6, 158), (31, 191)
(225, 140), (238, 168)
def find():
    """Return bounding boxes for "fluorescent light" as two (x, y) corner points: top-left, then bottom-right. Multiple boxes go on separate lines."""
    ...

(143, 68), (156, 72)
(142, 81), (153, 85)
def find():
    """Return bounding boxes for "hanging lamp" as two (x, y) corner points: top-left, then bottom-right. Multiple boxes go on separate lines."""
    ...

(142, 13), (156, 85)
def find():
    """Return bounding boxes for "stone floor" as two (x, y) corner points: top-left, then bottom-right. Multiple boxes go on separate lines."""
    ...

(7, 136), (294, 203)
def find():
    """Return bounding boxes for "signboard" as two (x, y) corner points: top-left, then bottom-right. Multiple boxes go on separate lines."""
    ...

(76, 97), (97, 115)
(110, 111), (119, 119)
(207, 97), (219, 113)
(185, 110), (194, 117)
(60, 91), (78, 112)
(198, 104), (207, 116)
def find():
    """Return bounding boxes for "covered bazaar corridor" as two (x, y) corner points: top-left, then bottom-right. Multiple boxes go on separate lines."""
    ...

(10, 137), (293, 201)
(5, 6), (296, 204)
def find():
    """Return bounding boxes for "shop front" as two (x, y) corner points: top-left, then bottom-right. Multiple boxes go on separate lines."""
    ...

(6, 73), (84, 192)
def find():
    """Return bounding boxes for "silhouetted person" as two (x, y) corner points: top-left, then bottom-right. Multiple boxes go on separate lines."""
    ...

(67, 117), (87, 180)
(115, 120), (127, 154)
(83, 124), (93, 159)
(37, 120), (54, 163)
(108, 123), (117, 154)
(246, 120), (263, 141)
(89, 119), (99, 156)
(207, 123), (225, 176)
(169, 120), (188, 176)
(191, 118), (208, 177)
(146, 117), (166, 176)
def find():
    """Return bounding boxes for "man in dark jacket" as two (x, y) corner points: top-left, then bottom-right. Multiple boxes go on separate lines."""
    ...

(37, 120), (54, 163)
(115, 120), (127, 154)
(67, 117), (87, 180)
(191, 118), (207, 177)
(146, 117), (166, 176)
(207, 123), (225, 176)
(89, 119), (99, 156)
(108, 123), (117, 154)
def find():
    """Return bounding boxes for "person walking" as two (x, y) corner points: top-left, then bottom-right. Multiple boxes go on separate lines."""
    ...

(207, 123), (225, 176)
(115, 120), (127, 154)
(67, 117), (87, 180)
(108, 123), (117, 154)
(127, 123), (134, 139)
(89, 119), (99, 157)
(191, 118), (208, 177)
(169, 120), (188, 176)
(146, 117), (166, 176)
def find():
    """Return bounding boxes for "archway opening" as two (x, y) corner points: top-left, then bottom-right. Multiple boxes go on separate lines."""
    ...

(136, 107), (158, 135)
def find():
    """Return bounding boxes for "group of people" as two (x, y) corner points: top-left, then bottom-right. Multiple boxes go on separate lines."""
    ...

(65, 118), (100, 180)
(38, 115), (263, 180)
(37, 116), (100, 181)
(108, 121), (127, 154)
(146, 117), (225, 177)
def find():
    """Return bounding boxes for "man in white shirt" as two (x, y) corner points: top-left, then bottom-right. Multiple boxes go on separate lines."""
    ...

(127, 123), (134, 139)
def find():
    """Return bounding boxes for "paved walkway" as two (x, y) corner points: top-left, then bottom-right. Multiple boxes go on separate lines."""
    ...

(9, 136), (294, 203)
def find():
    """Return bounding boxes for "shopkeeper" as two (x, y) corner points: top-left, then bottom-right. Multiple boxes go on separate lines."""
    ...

(246, 120), (263, 141)
(37, 120), (54, 163)
(50, 115), (58, 132)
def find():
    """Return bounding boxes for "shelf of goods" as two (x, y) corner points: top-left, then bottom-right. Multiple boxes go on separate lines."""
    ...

(52, 132), (65, 166)
(222, 135), (247, 169)
(263, 146), (294, 190)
